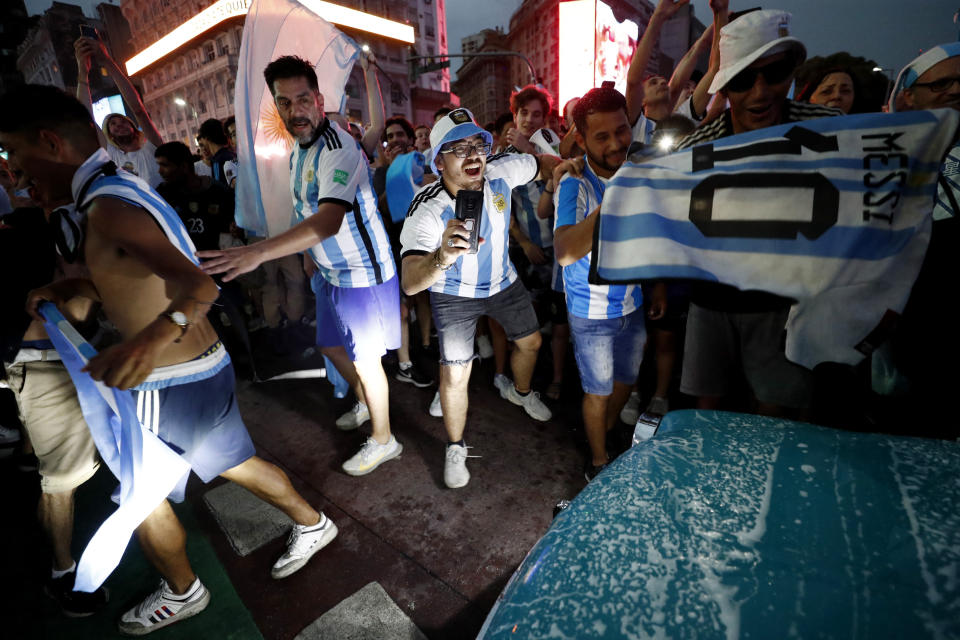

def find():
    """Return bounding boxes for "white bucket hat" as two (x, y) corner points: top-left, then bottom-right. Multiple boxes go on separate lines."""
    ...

(708, 10), (806, 94)
(888, 42), (960, 112)
(428, 107), (493, 172)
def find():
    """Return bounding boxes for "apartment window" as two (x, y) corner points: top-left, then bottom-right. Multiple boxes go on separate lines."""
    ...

(204, 43), (215, 62)
(217, 37), (228, 56)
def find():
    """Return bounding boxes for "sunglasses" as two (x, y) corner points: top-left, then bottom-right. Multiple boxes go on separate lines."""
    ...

(912, 76), (960, 93)
(440, 142), (492, 159)
(726, 57), (796, 93)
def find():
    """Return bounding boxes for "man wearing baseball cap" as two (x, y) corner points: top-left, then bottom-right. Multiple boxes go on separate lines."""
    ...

(676, 10), (842, 417)
(399, 108), (561, 488)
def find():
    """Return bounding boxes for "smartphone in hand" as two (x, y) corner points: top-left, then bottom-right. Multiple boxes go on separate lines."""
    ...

(455, 190), (483, 254)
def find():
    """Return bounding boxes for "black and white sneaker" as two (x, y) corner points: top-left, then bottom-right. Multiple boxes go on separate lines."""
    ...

(118, 577), (209, 636)
(45, 571), (109, 618)
(395, 363), (433, 387)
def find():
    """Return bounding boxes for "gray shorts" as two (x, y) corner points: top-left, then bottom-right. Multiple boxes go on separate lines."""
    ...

(430, 279), (540, 366)
(679, 303), (813, 409)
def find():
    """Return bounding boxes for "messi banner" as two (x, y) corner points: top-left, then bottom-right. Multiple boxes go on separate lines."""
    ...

(591, 109), (960, 369)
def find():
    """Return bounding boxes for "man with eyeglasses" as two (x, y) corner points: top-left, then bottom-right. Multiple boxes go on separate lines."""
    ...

(880, 43), (960, 440)
(399, 108), (561, 488)
(675, 10), (841, 418)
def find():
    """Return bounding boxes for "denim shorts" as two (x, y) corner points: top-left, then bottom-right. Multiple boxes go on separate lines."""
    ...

(313, 273), (402, 362)
(569, 308), (647, 395)
(430, 279), (540, 366)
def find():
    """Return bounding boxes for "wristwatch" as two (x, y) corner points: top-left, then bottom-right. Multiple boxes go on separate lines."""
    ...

(160, 310), (190, 342)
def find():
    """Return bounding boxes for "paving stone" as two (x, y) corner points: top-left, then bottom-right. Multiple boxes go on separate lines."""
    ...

(294, 582), (428, 640)
(203, 482), (292, 556)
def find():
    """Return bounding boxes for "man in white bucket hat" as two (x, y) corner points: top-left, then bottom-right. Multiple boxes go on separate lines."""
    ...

(676, 10), (842, 417)
(399, 107), (561, 488)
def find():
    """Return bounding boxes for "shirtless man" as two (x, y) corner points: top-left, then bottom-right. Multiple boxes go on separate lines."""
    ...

(1, 84), (335, 636)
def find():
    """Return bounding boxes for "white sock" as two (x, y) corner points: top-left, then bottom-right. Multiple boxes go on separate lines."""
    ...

(399, 361), (412, 370)
(52, 561), (76, 579)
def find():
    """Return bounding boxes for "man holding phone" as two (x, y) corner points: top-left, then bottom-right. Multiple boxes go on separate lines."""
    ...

(400, 108), (561, 488)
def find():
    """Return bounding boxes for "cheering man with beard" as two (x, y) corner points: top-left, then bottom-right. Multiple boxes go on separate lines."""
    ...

(553, 88), (667, 481)
(198, 56), (404, 477)
(74, 36), (164, 187)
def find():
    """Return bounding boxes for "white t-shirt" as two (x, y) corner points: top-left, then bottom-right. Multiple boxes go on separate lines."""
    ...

(108, 140), (163, 188)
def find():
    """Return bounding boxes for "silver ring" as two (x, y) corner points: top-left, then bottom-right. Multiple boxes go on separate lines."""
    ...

(447, 239), (455, 247)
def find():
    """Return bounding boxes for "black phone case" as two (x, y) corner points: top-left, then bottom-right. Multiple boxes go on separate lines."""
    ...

(455, 190), (483, 254)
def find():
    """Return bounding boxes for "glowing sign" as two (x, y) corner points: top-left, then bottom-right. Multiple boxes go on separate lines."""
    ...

(559, 0), (639, 109)
(125, 0), (414, 76)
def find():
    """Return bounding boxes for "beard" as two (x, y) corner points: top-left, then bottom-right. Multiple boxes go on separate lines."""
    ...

(112, 131), (137, 147)
(586, 145), (627, 175)
(285, 116), (317, 143)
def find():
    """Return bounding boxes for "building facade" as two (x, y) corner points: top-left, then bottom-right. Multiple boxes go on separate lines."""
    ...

(17, 2), (93, 90)
(120, 0), (453, 146)
(0, 0), (33, 96)
(453, 28), (512, 127)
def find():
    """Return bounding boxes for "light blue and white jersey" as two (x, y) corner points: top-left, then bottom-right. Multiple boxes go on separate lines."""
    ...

(289, 118), (395, 288)
(632, 112), (656, 145)
(71, 149), (231, 389)
(512, 179), (554, 248)
(935, 139), (960, 220)
(400, 152), (539, 298)
(555, 159), (642, 320)
(73, 148), (199, 266)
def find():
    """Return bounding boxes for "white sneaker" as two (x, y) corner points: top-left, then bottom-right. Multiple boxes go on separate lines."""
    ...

(429, 391), (443, 417)
(342, 436), (403, 476)
(444, 443), (473, 488)
(493, 373), (512, 395)
(335, 402), (369, 430)
(646, 396), (669, 416)
(118, 577), (210, 636)
(477, 334), (494, 359)
(620, 391), (641, 425)
(501, 385), (552, 421)
(271, 513), (338, 579)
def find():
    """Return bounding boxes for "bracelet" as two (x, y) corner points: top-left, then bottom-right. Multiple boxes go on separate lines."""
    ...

(544, 188), (554, 194)
(433, 248), (454, 271)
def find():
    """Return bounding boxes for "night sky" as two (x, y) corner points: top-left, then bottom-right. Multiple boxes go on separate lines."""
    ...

(25, 0), (960, 81)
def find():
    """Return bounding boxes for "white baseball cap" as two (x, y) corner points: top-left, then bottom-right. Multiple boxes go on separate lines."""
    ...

(428, 107), (493, 172)
(709, 10), (806, 94)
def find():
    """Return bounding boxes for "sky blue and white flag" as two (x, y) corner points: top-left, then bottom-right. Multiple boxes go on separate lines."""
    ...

(592, 109), (960, 369)
(234, 0), (359, 236)
(39, 303), (190, 593)
(385, 151), (426, 224)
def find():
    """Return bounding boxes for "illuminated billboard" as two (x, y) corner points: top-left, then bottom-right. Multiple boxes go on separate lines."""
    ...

(125, 0), (415, 75)
(559, 0), (639, 109)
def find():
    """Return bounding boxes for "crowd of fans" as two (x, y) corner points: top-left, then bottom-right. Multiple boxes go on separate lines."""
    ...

(0, 0), (956, 633)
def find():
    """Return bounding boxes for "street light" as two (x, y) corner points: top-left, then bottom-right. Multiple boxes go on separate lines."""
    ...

(174, 96), (200, 140)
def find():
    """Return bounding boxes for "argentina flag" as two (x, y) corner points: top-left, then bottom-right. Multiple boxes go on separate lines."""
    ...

(234, 0), (359, 236)
(39, 303), (191, 593)
(592, 109), (960, 369)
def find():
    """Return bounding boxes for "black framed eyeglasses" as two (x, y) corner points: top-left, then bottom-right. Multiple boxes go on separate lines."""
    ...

(726, 57), (796, 93)
(912, 76), (960, 93)
(440, 142), (492, 158)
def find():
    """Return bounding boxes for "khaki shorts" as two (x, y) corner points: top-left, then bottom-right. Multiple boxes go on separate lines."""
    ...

(680, 303), (813, 409)
(6, 360), (100, 493)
